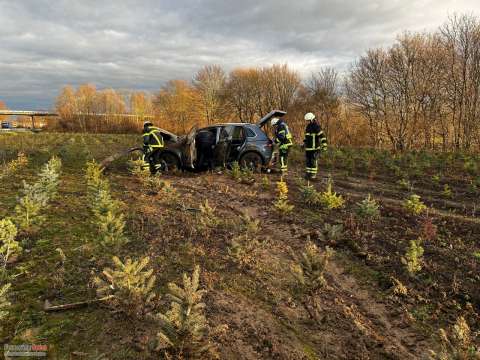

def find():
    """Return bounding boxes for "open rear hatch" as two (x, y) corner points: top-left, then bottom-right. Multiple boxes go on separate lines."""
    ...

(256, 110), (287, 127)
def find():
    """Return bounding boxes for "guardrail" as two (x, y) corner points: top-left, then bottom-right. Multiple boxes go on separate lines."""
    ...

(0, 110), (156, 129)
(0, 110), (155, 117)
(0, 110), (58, 116)
(0, 128), (31, 132)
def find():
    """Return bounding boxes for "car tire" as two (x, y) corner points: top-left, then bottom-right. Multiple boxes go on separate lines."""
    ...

(158, 152), (181, 172)
(239, 152), (263, 172)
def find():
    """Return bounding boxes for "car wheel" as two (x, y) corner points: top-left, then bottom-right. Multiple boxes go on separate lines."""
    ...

(158, 152), (181, 172)
(239, 152), (263, 172)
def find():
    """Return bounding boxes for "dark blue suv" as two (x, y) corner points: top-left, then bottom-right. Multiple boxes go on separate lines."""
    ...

(155, 110), (286, 171)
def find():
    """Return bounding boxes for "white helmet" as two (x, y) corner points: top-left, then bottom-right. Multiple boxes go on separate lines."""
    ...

(304, 112), (316, 121)
(270, 117), (280, 126)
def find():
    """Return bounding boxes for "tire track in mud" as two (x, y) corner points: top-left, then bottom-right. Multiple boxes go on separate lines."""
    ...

(327, 263), (427, 359)
(165, 173), (432, 359)
(306, 172), (480, 225)
(331, 174), (478, 216)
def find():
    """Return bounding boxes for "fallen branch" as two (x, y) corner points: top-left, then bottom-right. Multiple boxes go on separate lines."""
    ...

(99, 147), (142, 170)
(175, 205), (201, 212)
(239, 178), (256, 185)
(44, 295), (114, 312)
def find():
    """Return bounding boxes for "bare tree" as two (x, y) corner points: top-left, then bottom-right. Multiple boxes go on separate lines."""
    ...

(440, 14), (480, 150)
(305, 67), (340, 137)
(225, 65), (300, 123)
(262, 64), (301, 111)
(225, 68), (261, 123)
(48, 14), (480, 151)
(345, 23), (480, 152)
(193, 65), (227, 125)
(346, 48), (389, 148)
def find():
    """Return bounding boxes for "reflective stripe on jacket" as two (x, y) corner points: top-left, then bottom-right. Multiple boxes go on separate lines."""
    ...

(274, 121), (293, 150)
(304, 121), (327, 151)
(143, 126), (164, 150)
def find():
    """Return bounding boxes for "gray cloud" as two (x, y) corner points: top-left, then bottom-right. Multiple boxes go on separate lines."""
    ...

(0, 0), (479, 109)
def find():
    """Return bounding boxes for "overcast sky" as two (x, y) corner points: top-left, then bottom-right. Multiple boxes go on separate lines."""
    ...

(0, 0), (479, 109)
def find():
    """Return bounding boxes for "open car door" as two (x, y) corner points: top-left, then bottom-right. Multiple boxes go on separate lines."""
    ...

(184, 126), (197, 169)
(257, 110), (287, 128)
(214, 127), (231, 167)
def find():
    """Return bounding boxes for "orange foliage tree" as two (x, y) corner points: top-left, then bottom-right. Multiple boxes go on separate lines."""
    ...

(193, 65), (228, 125)
(130, 91), (154, 120)
(0, 100), (8, 122)
(54, 84), (139, 133)
(153, 80), (202, 134)
(51, 13), (480, 152)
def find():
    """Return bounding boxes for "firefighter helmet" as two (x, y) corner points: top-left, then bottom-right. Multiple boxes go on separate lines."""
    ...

(304, 112), (316, 121)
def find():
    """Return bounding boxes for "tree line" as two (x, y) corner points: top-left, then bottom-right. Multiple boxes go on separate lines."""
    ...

(51, 64), (346, 144)
(347, 14), (480, 151)
(23, 13), (480, 151)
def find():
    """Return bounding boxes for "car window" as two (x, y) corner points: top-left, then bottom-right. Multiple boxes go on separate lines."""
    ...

(231, 126), (245, 141)
(245, 127), (256, 138)
(219, 127), (229, 140)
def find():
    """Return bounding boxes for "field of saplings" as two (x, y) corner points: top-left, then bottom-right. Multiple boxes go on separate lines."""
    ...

(0, 132), (479, 359)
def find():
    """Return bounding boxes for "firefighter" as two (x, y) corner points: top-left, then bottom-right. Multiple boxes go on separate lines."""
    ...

(142, 121), (164, 174)
(271, 117), (293, 174)
(303, 112), (327, 179)
(195, 129), (216, 171)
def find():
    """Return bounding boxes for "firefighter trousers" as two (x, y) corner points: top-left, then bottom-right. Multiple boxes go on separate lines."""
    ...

(145, 149), (162, 175)
(279, 148), (290, 173)
(305, 150), (319, 177)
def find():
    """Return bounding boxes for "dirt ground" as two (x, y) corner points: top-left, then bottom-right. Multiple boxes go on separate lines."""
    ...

(1, 134), (479, 359)
(136, 171), (436, 360)
(115, 164), (478, 359)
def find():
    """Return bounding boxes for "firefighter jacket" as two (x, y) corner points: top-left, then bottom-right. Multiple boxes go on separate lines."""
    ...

(143, 126), (164, 152)
(304, 121), (327, 151)
(274, 121), (293, 150)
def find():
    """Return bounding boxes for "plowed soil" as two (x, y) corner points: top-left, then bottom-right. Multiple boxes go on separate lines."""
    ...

(1, 134), (479, 359)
